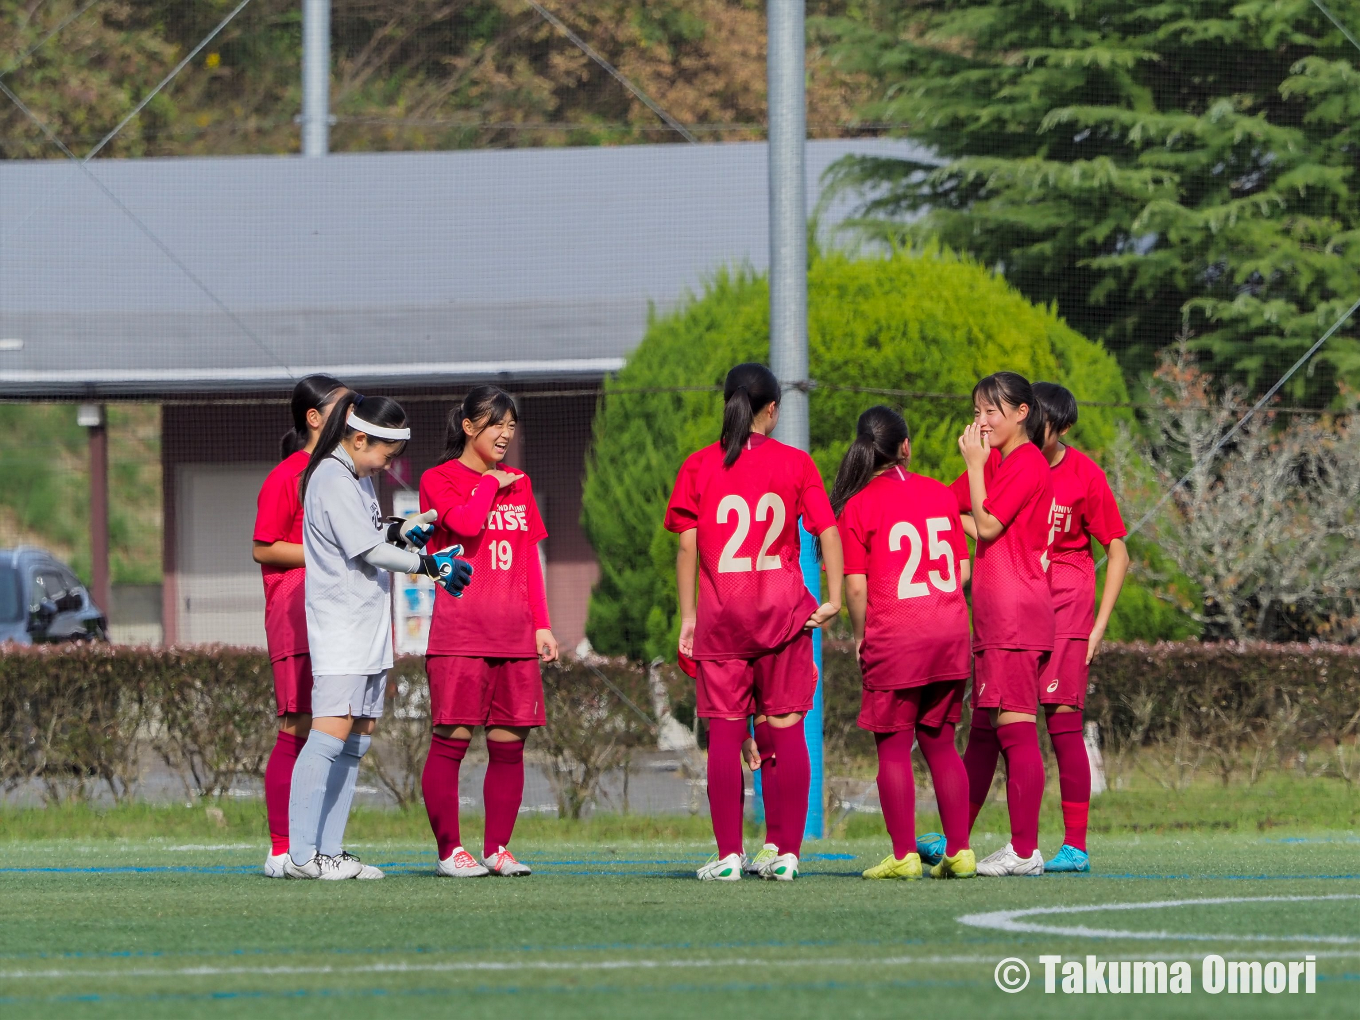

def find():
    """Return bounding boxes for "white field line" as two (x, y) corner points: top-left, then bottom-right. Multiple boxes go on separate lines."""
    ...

(0, 954), (984, 982)
(959, 894), (1360, 943)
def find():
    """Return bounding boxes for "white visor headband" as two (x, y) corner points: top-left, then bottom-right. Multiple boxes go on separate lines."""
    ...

(347, 411), (410, 441)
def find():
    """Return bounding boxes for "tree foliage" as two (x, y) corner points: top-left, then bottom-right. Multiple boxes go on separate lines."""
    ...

(582, 247), (1129, 660)
(819, 0), (1360, 402)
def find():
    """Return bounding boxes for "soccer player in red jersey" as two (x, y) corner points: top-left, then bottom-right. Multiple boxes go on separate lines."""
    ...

(419, 385), (557, 878)
(253, 375), (348, 878)
(934, 371), (1056, 877)
(665, 363), (844, 881)
(832, 407), (977, 881)
(1032, 382), (1128, 873)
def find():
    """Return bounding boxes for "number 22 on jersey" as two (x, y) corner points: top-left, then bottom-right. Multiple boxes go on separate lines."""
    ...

(889, 517), (957, 598)
(716, 493), (787, 573)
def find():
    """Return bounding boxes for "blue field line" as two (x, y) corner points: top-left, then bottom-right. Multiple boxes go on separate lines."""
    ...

(0, 975), (980, 1008)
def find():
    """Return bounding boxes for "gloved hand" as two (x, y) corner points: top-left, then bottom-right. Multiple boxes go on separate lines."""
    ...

(420, 545), (474, 597)
(386, 509), (437, 550)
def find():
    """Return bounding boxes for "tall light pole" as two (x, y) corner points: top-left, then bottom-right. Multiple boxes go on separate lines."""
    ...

(767, 0), (823, 840)
(301, 0), (330, 156)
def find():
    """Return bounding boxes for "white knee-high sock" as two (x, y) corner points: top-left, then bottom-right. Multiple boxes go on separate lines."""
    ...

(317, 732), (370, 857)
(288, 730), (345, 865)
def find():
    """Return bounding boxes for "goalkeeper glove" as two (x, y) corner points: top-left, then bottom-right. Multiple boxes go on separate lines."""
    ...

(420, 545), (474, 597)
(386, 509), (437, 550)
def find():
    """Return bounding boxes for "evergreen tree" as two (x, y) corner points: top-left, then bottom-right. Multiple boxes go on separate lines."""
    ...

(820, 0), (1360, 401)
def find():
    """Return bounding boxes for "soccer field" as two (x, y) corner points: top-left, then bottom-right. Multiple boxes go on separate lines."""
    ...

(0, 828), (1355, 1020)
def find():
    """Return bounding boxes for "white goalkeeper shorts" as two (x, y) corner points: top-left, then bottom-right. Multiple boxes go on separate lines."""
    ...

(310, 671), (387, 720)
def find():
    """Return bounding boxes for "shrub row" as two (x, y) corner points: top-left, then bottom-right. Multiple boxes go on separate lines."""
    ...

(1, 642), (1356, 808)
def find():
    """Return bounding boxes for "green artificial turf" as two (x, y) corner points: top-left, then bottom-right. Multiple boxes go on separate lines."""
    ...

(0, 822), (1356, 1019)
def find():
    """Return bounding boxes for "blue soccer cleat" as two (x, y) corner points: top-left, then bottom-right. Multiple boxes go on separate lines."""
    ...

(916, 832), (947, 867)
(1045, 844), (1090, 873)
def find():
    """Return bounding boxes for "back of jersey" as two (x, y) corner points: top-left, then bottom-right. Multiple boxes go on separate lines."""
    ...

(666, 434), (835, 660)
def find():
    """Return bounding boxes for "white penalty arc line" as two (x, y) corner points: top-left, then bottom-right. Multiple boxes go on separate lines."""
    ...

(958, 894), (1360, 943)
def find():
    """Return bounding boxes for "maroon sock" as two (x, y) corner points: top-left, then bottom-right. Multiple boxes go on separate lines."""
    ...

(422, 734), (469, 859)
(483, 739), (526, 858)
(916, 723), (970, 856)
(962, 709), (1000, 832)
(770, 720), (810, 858)
(706, 718), (748, 859)
(873, 730), (916, 859)
(996, 721), (1044, 859)
(752, 720), (780, 849)
(264, 730), (306, 855)
(1047, 711), (1090, 852)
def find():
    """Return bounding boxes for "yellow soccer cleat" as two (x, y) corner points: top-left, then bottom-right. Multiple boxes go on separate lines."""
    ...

(862, 852), (923, 880)
(929, 848), (977, 879)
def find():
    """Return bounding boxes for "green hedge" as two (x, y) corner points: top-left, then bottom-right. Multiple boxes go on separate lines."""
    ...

(3, 643), (1357, 808)
(582, 246), (1134, 661)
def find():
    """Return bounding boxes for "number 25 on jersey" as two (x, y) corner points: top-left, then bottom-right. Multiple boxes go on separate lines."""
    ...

(716, 493), (787, 573)
(890, 517), (957, 598)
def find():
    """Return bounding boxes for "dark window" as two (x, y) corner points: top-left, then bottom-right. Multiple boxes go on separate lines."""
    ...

(0, 565), (19, 623)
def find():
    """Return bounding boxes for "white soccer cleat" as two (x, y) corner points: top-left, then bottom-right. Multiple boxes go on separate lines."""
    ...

(483, 846), (532, 876)
(744, 843), (778, 875)
(317, 853), (365, 880)
(436, 846), (490, 877)
(264, 853), (289, 879)
(283, 853), (323, 880)
(697, 852), (744, 881)
(336, 851), (384, 879)
(975, 842), (1044, 877)
(758, 852), (800, 881)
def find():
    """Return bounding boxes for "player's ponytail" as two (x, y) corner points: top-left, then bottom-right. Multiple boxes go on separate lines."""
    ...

(280, 374), (347, 459)
(973, 371), (1046, 446)
(300, 392), (408, 498)
(720, 363), (781, 468)
(830, 405), (910, 516)
(441, 384), (519, 463)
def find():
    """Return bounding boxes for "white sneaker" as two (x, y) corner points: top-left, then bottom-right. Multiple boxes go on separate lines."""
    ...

(758, 852), (800, 881)
(483, 846), (532, 876)
(264, 853), (289, 879)
(697, 852), (744, 881)
(283, 853), (322, 879)
(317, 853), (365, 880)
(437, 846), (490, 877)
(975, 841), (1045, 876)
(744, 843), (778, 875)
(335, 851), (384, 880)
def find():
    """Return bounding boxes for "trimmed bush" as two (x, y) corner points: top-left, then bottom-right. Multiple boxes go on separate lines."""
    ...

(582, 247), (1132, 661)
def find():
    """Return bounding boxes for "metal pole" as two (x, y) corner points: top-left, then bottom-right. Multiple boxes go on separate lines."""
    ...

(767, 0), (823, 840)
(301, 0), (330, 157)
(80, 404), (111, 616)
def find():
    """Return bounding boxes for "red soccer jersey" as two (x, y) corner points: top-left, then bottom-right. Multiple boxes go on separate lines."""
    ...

(1048, 445), (1127, 638)
(950, 442), (1056, 651)
(839, 467), (972, 689)
(664, 435), (837, 660)
(421, 460), (549, 658)
(253, 450), (310, 662)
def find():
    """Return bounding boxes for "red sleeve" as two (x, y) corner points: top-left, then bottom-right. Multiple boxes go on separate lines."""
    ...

(796, 453), (836, 535)
(524, 477), (549, 545)
(949, 470), (971, 514)
(421, 469), (499, 539)
(253, 469), (298, 544)
(528, 546), (551, 631)
(663, 456), (701, 533)
(838, 498), (869, 574)
(982, 449), (1042, 528)
(1084, 464), (1127, 545)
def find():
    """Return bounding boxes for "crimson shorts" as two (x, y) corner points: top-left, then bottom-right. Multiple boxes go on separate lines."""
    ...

(426, 655), (546, 728)
(1040, 637), (1090, 709)
(695, 631), (817, 719)
(971, 648), (1049, 714)
(859, 680), (965, 734)
(271, 654), (313, 716)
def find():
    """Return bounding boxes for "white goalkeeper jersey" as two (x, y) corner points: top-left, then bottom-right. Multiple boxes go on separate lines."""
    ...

(302, 448), (394, 677)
